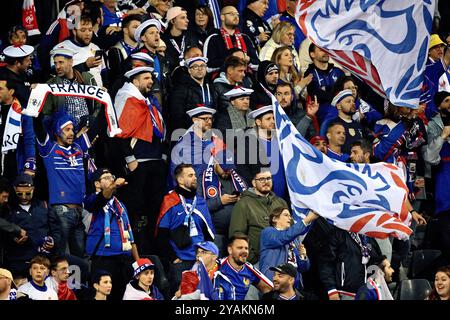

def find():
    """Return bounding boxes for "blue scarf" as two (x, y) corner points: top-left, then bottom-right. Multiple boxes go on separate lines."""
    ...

(202, 156), (247, 200)
(104, 197), (134, 250)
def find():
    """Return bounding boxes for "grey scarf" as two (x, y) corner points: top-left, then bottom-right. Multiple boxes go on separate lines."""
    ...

(227, 106), (254, 130)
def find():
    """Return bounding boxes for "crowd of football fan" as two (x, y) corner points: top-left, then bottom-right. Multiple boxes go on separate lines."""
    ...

(0, 0), (449, 301)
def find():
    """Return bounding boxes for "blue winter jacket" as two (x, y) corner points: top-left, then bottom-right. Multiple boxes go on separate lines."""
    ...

(259, 221), (311, 290)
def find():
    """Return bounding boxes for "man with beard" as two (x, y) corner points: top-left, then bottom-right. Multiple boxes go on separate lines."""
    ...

(216, 233), (272, 300)
(304, 43), (345, 123)
(133, 18), (168, 105)
(51, 15), (106, 87)
(262, 263), (304, 300)
(170, 106), (217, 182)
(355, 255), (395, 300)
(114, 66), (167, 255)
(156, 164), (215, 296)
(43, 48), (102, 128)
(321, 89), (364, 154)
(204, 6), (259, 73)
(33, 110), (91, 258)
(229, 169), (287, 266)
(238, 107), (287, 199)
(276, 82), (318, 140)
(250, 61), (279, 108)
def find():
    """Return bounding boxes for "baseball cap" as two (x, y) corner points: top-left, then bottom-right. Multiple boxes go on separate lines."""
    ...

(269, 263), (297, 278)
(194, 241), (219, 256)
(13, 173), (34, 187)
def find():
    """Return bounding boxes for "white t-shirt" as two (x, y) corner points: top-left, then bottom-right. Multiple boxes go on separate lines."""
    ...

(51, 39), (106, 87)
(18, 281), (58, 300)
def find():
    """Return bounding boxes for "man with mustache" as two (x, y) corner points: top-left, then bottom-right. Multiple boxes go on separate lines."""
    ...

(215, 233), (272, 300)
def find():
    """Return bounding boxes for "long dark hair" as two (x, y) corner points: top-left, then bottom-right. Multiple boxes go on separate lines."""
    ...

(427, 266), (450, 300)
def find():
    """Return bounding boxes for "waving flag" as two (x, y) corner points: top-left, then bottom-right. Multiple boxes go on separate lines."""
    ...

(296, 0), (435, 109)
(272, 95), (412, 240)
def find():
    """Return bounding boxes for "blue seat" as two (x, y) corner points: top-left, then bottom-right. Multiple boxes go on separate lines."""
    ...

(398, 279), (432, 300)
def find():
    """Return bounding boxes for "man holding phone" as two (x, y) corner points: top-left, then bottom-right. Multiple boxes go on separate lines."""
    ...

(51, 15), (106, 87)
(198, 156), (247, 257)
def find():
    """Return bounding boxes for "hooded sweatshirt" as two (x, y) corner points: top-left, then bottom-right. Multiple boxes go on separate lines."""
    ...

(250, 61), (278, 109)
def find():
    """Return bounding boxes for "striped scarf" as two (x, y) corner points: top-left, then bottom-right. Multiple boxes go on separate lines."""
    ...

(104, 197), (134, 251)
(220, 28), (247, 53)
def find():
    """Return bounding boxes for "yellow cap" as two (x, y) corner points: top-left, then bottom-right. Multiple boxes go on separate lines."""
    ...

(429, 34), (445, 49)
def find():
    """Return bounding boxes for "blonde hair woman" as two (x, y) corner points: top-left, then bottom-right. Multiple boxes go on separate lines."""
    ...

(260, 21), (300, 70)
(271, 46), (312, 97)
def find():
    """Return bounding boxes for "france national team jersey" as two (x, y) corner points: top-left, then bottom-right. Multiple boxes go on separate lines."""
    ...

(218, 257), (273, 300)
(38, 133), (90, 205)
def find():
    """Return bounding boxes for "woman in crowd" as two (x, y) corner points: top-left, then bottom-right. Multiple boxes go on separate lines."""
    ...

(427, 266), (450, 300)
(185, 5), (216, 50)
(92, 271), (113, 300)
(259, 21), (300, 71)
(271, 46), (312, 98)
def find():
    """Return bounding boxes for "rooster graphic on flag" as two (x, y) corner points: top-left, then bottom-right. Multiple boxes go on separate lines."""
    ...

(296, 0), (435, 109)
(271, 94), (412, 240)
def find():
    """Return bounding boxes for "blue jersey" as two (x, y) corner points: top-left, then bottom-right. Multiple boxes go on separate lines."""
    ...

(157, 194), (215, 261)
(326, 148), (349, 162)
(38, 133), (90, 205)
(217, 257), (273, 300)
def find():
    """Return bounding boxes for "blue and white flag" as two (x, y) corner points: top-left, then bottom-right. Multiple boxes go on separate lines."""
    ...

(195, 259), (215, 300)
(296, 0), (435, 109)
(271, 95), (412, 240)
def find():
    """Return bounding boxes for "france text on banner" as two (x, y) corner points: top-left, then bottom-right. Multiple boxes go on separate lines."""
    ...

(296, 0), (435, 109)
(271, 94), (412, 240)
(23, 83), (122, 137)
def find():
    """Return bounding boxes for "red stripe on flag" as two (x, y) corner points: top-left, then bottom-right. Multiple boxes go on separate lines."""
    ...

(350, 214), (376, 233)
(376, 213), (392, 227)
(353, 52), (367, 72)
(365, 231), (390, 239)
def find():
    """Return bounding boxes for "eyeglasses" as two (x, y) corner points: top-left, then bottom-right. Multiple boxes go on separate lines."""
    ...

(254, 177), (272, 183)
(196, 249), (212, 256)
(100, 175), (116, 181)
(223, 12), (239, 17)
(16, 192), (32, 197)
(197, 116), (213, 122)
(190, 64), (206, 71)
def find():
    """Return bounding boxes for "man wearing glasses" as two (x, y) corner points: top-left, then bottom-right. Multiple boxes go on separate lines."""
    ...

(84, 167), (139, 300)
(204, 6), (259, 73)
(170, 105), (219, 183)
(169, 56), (218, 131)
(229, 168), (287, 268)
(2, 173), (61, 277)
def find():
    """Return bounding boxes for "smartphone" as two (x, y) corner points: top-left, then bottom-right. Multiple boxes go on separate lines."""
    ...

(232, 191), (241, 196)
(95, 50), (103, 59)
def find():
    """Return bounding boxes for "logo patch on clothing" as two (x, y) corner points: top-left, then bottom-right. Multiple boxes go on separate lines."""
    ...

(207, 186), (218, 198)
